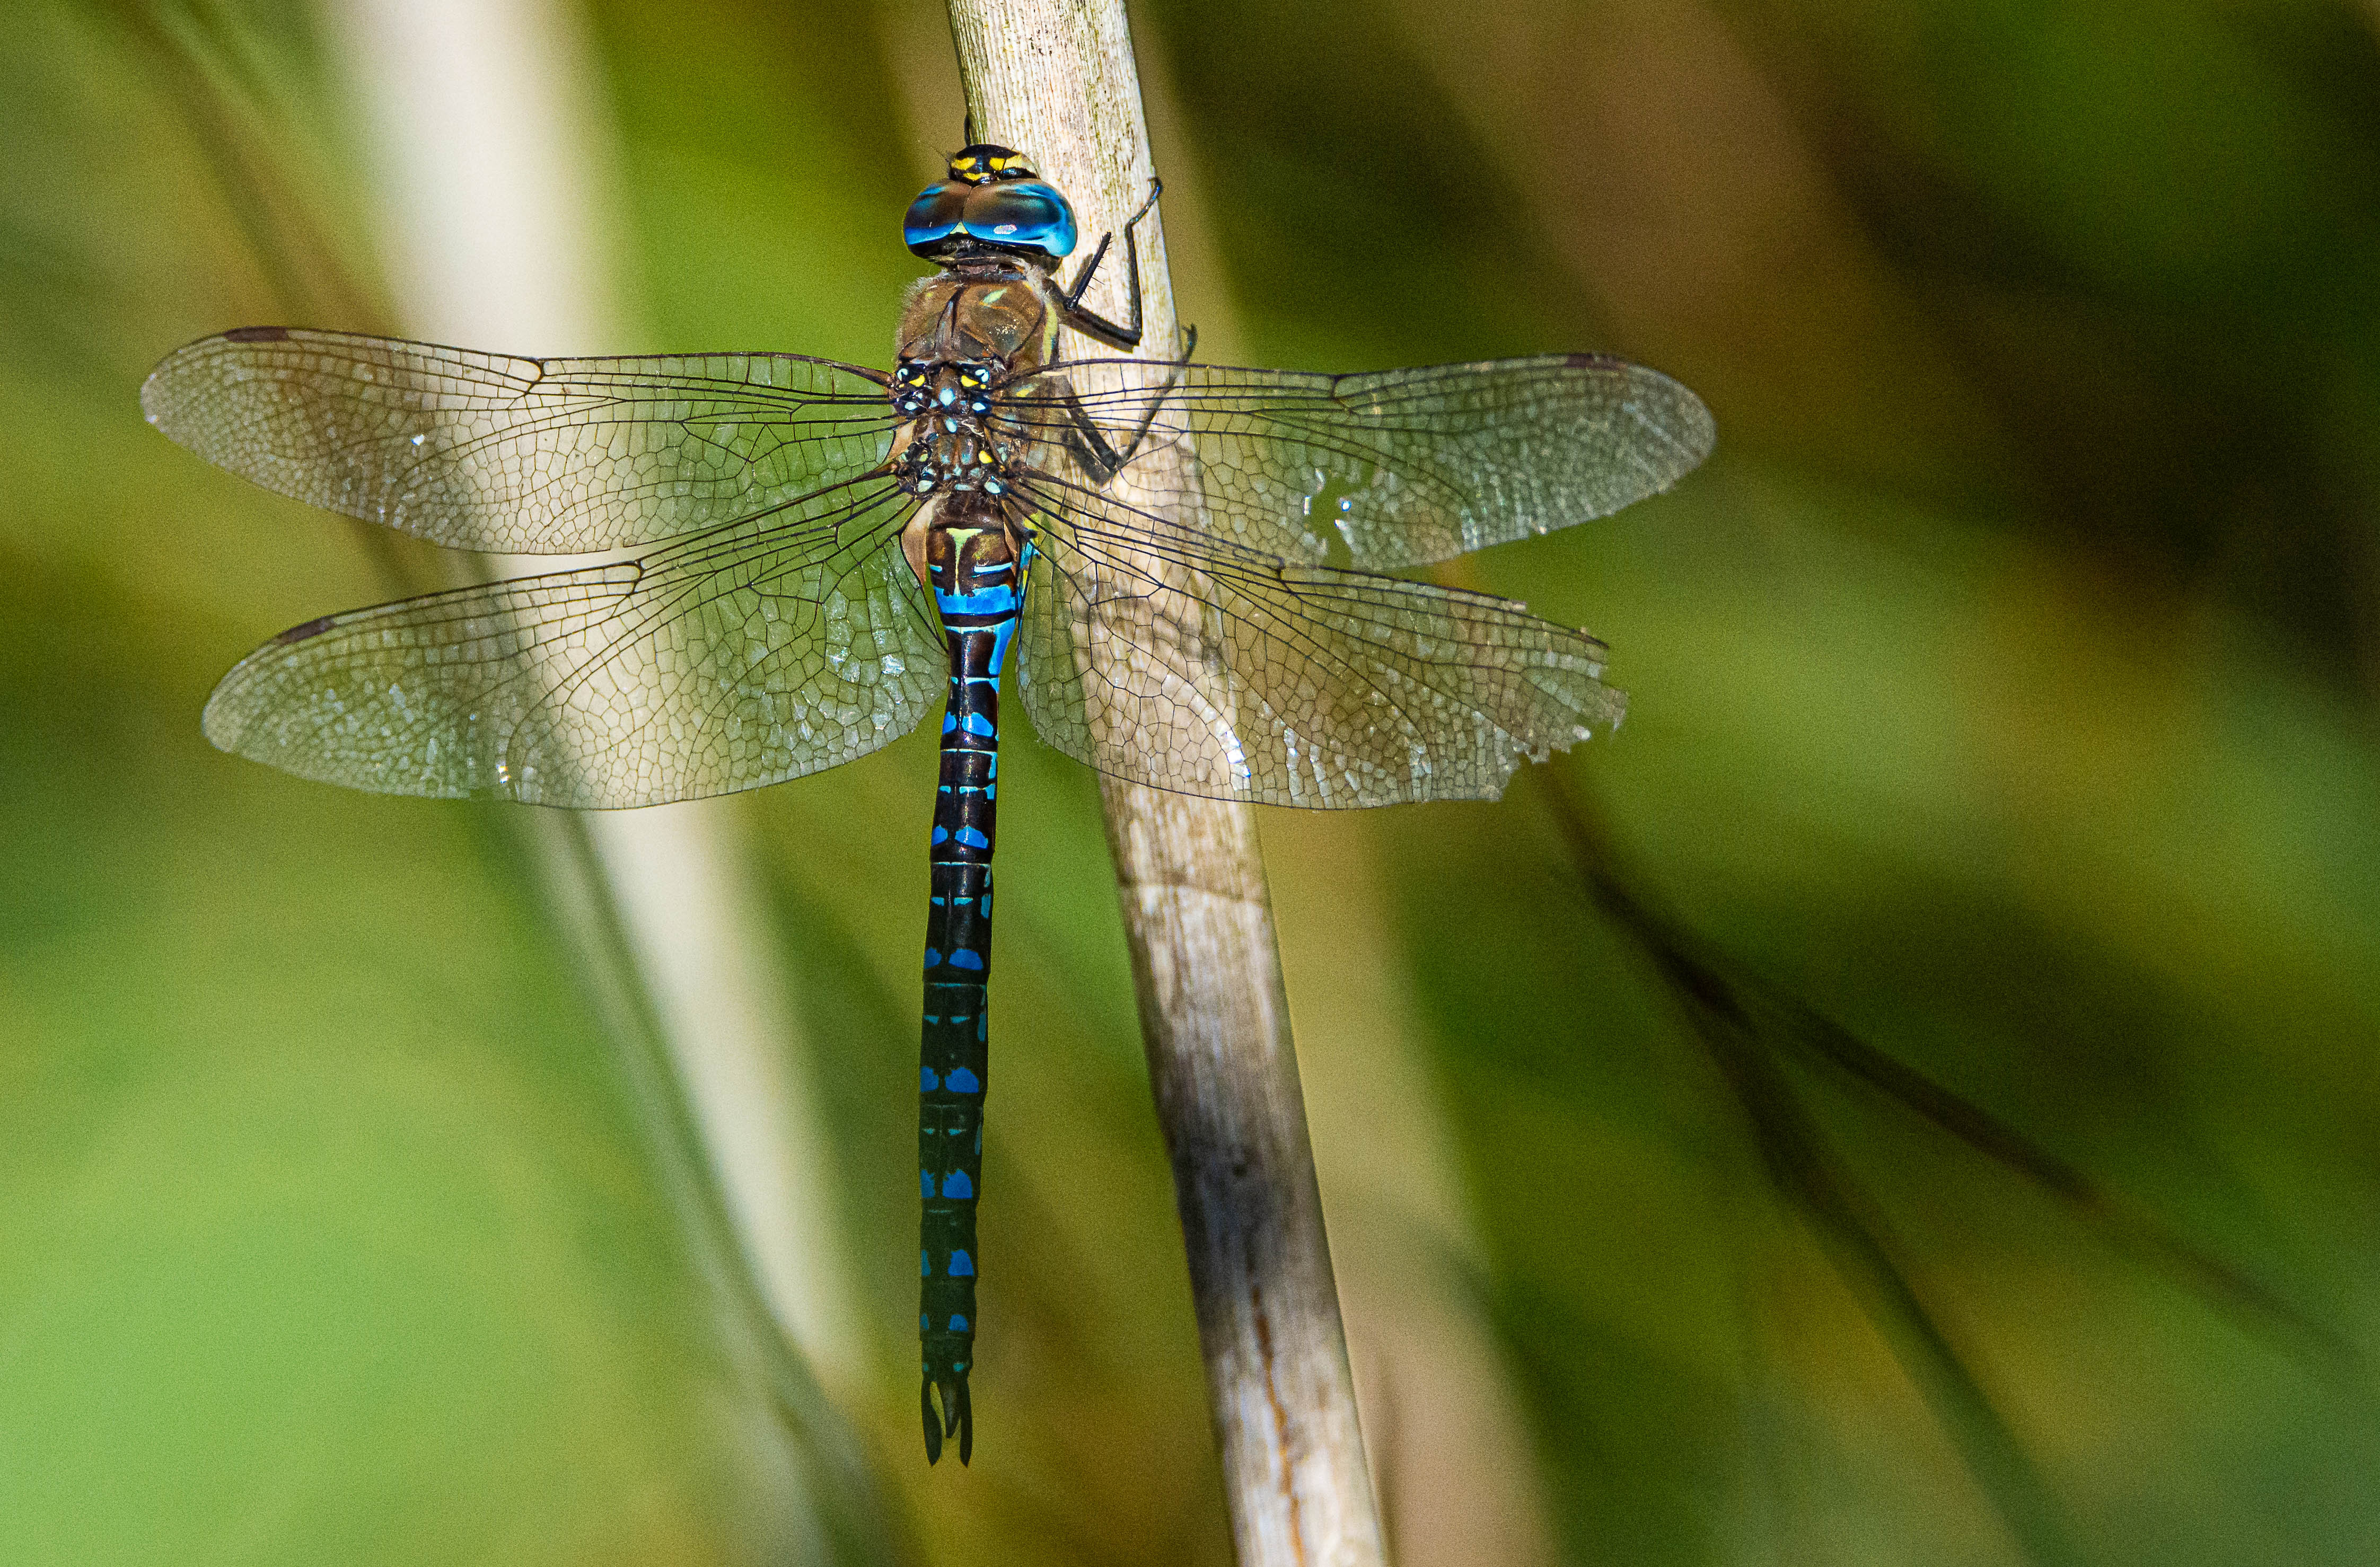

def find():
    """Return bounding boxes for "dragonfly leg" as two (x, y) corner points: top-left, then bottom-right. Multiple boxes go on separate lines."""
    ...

(1047, 319), (1199, 485)
(1057, 177), (1164, 351)
(1058, 391), (1128, 483)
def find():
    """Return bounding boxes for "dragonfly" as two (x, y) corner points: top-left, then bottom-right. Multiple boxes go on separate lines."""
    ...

(142, 142), (1712, 1465)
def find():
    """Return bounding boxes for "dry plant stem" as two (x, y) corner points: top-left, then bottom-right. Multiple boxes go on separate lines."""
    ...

(943, 4), (1386, 1562)
(1099, 787), (1384, 1567)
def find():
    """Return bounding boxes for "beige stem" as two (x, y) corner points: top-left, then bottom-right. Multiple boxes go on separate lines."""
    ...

(941, 4), (1387, 1562)
(321, 0), (864, 1402)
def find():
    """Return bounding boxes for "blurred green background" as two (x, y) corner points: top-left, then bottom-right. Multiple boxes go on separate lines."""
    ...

(5, 0), (2379, 1563)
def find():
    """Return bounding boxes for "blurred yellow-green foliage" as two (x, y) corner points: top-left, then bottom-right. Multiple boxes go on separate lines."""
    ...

(5, 1), (2379, 1564)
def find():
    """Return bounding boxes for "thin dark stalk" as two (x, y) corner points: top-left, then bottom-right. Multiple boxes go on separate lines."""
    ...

(1536, 763), (2342, 1368)
(1744, 974), (2353, 1368)
(1535, 766), (2081, 1567)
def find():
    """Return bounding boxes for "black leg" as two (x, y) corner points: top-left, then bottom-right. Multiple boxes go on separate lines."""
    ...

(1061, 233), (1114, 314)
(1059, 389), (1130, 483)
(1037, 316), (1200, 486)
(1057, 178), (1164, 352)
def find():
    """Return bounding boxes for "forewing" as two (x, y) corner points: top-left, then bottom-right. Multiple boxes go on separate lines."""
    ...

(1012, 477), (1624, 808)
(144, 327), (898, 552)
(202, 480), (940, 807)
(1008, 355), (1711, 568)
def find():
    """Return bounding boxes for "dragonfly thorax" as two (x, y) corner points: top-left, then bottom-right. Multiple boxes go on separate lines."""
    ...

(896, 267), (1062, 374)
(891, 358), (996, 420)
(891, 360), (1021, 500)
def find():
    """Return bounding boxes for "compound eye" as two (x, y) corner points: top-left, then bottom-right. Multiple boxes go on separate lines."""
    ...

(961, 181), (1077, 259)
(902, 181), (970, 257)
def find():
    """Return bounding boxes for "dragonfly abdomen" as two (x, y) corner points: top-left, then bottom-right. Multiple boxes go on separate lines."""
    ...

(917, 512), (1023, 1466)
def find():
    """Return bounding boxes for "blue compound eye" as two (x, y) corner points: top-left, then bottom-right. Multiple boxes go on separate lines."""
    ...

(962, 181), (1077, 259)
(903, 181), (969, 257)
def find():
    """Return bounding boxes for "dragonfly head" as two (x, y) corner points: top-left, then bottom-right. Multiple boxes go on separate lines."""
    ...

(905, 144), (1079, 265)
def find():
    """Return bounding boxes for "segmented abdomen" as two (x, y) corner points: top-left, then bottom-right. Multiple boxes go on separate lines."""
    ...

(917, 515), (1022, 1466)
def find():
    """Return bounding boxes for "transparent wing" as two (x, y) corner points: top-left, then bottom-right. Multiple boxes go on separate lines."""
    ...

(1005, 354), (1712, 569)
(143, 328), (898, 552)
(1011, 474), (1624, 808)
(202, 480), (939, 807)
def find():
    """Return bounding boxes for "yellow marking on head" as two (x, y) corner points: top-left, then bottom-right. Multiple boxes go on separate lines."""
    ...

(950, 146), (1033, 185)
